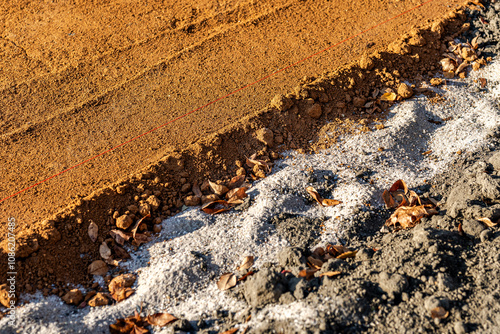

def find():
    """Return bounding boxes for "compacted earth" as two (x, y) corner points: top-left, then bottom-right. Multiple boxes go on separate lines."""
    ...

(1, 0), (500, 333)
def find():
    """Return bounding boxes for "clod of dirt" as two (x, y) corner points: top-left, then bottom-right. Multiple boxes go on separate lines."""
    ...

(377, 272), (408, 299)
(359, 54), (375, 70)
(88, 293), (110, 307)
(277, 247), (305, 268)
(184, 195), (201, 206)
(0, 284), (14, 308)
(116, 215), (133, 229)
(243, 268), (287, 308)
(201, 194), (220, 205)
(146, 195), (161, 211)
(62, 289), (83, 305)
(255, 127), (275, 147)
(461, 219), (486, 238)
(397, 83), (413, 99)
(270, 94), (294, 112)
(307, 104), (322, 119)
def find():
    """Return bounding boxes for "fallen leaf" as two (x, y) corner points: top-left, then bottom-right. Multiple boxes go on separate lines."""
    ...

(146, 312), (178, 327)
(307, 256), (324, 269)
(105, 258), (121, 266)
(131, 213), (151, 239)
(100, 241), (112, 260)
(88, 220), (98, 243)
(477, 217), (498, 227)
(312, 247), (325, 257)
(209, 180), (229, 196)
(132, 233), (150, 247)
(238, 271), (255, 281)
(382, 190), (396, 209)
(385, 205), (437, 229)
(389, 179), (408, 194)
(113, 245), (131, 259)
(306, 186), (342, 207)
(455, 60), (469, 74)
(440, 58), (456, 72)
(319, 271), (342, 278)
(218, 273), (237, 290)
(228, 175), (246, 189)
(422, 150), (432, 155)
(192, 182), (203, 198)
(479, 77), (487, 88)
(326, 244), (349, 256)
(202, 200), (231, 214)
(110, 286), (135, 302)
(430, 306), (449, 319)
(408, 190), (422, 206)
(226, 187), (248, 204)
(458, 223), (466, 237)
(336, 250), (357, 259)
(246, 158), (271, 173)
(110, 229), (132, 246)
(298, 269), (318, 280)
(88, 260), (108, 276)
(237, 256), (254, 271)
(220, 329), (238, 334)
(380, 92), (397, 101)
(110, 311), (148, 334)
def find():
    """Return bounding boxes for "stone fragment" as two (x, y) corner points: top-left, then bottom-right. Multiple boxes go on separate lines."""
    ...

(306, 104), (322, 119)
(255, 128), (274, 147)
(62, 289), (83, 305)
(181, 183), (191, 193)
(397, 83), (413, 99)
(139, 202), (151, 216)
(116, 215), (133, 229)
(153, 224), (162, 233)
(488, 152), (500, 171)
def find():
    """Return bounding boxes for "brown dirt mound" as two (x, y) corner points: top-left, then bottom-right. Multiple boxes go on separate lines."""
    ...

(0, 0), (469, 298)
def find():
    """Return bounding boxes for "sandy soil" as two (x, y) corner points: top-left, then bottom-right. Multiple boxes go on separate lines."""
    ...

(0, 0), (483, 321)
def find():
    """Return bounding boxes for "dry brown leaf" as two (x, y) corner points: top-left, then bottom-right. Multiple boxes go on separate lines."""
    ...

(113, 245), (131, 259)
(88, 260), (108, 276)
(226, 187), (248, 203)
(455, 60), (469, 74)
(477, 217), (498, 227)
(131, 213), (151, 239)
(109, 274), (136, 302)
(471, 36), (479, 49)
(201, 200), (231, 214)
(100, 241), (112, 260)
(238, 271), (255, 281)
(385, 205), (437, 229)
(110, 229), (132, 246)
(408, 190), (422, 206)
(336, 251), (358, 259)
(306, 186), (342, 207)
(220, 328), (239, 334)
(209, 180), (229, 196)
(146, 312), (178, 327)
(237, 256), (254, 271)
(228, 175), (246, 189)
(217, 273), (237, 290)
(458, 223), (466, 237)
(132, 233), (150, 247)
(328, 245), (349, 256)
(88, 220), (98, 243)
(321, 198), (342, 206)
(479, 77), (487, 88)
(192, 182), (203, 198)
(298, 268), (318, 280)
(105, 258), (121, 266)
(380, 92), (397, 101)
(382, 190), (396, 209)
(307, 256), (324, 269)
(319, 271), (342, 278)
(312, 247), (325, 257)
(389, 180), (408, 194)
(430, 306), (449, 319)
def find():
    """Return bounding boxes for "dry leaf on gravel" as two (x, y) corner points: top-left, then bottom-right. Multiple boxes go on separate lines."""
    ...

(471, 36), (479, 49)
(109, 274), (136, 302)
(201, 200), (231, 215)
(380, 92), (397, 101)
(146, 312), (177, 327)
(99, 241), (112, 260)
(336, 251), (358, 259)
(298, 269), (318, 280)
(220, 328), (239, 334)
(88, 260), (108, 276)
(237, 256), (254, 271)
(192, 182), (203, 198)
(209, 180), (229, 196)
(430, 306), (449, 319)
(131, 213), (151, 239)
(226, 187), (248, 204)
(306, 186), (342, 207)
(455, 60), (469, 74)
(110, 311), (148, 334)
(110, 230), (132, 246)
(319, 271), (342, 278)
(238, 271), (255, 281)
(385, 205), (438, 229)
(113, 245), (131, 259)
(307, 256), (324, 269)
(88, 220), (98, 243)
(228, 175), (246, 189)
(477, 217), (498, 227)
(132, 233), (150, 247)
(217, 273), (237, 291)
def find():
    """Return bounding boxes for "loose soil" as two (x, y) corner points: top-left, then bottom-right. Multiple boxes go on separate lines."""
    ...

(0, 0), (485, 310)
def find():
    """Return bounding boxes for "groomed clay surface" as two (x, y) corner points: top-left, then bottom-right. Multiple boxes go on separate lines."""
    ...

(0, 0), (474, 305)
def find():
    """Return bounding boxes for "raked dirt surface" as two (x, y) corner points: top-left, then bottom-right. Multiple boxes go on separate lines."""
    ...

(2, 51), (499, 333)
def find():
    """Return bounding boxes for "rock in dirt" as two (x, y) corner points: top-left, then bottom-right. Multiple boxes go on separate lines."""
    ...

(116, 214), (133, 229)
(255, 128), (274, 147)
(270, 94), (294, 111)
(0, 284), (15, 308)
(306, 104), (322, 119)
(201, 194), (220, 205)
(461, 219), (486, 239)
(146, 195), (161, 210)
(378, 272), (408, 299)
(397, 83), (413, 99)
(359, 54), (375, 70)
(243, 268), (287, 308)
(184, 195), (201, 206)
(489, 152), (500, 171)
(88, 292), (110, 307)
(353, 97), (367, 108)
(62, 289), (83, 305)
(277, 247), (305, 268)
